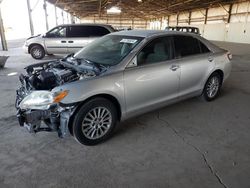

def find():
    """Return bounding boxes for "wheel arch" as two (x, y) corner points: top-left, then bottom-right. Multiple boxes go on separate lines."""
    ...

(28, 43), (45, 54)
(67, 94), (122, 135)
(210, 69), (224, 84)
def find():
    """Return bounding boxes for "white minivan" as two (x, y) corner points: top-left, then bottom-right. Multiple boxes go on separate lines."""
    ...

(23, 24), (115, 59)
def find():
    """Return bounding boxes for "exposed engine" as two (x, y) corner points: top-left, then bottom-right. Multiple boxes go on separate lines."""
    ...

(16, 58), (106, 137)
(22, 58), (102, 90)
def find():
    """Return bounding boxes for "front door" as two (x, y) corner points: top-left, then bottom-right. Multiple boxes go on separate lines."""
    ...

(44, 26), (68, 54)
(124, 36), (180, 117)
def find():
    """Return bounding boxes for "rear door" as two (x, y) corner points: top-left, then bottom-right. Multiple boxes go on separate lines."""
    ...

(67, 25), (111, 54)
(173, 35), (213, 97)
(44, 26), (68, 54)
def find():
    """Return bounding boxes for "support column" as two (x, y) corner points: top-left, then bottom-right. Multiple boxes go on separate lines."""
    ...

(98, 0), (102, 18)
(54, 5), (58, 25)
(67, 12), (69, 23)
(43, 0), (49, 30)
(228, 4), (233, 23)
(204, 8), (208, 24)
(62, 11), (64, 24)
(176, 13), (179, 26)
(71, 15), (75, 24)
(0, 4), (7, 51)
(26, 0), (34, 36)
(188, 11), (192, 25)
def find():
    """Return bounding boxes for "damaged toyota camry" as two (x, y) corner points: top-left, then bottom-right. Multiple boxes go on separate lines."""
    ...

(16, 30), (232, 145)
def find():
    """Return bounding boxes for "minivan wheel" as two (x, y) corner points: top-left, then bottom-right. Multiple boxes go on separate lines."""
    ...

(73, 98), (118, 146)
(30, 45), (45, 59)
(202, 72), (222, 101)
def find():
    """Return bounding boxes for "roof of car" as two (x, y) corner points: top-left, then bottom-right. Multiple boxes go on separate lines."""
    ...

(112, 29), (195, 38)
(57, 23), (113, 27)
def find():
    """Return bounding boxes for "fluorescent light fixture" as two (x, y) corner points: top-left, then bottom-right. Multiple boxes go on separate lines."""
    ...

(107, 6), (121, 14)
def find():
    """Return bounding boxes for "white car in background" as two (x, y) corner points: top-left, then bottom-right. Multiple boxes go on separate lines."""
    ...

(23, 24), (115, 59)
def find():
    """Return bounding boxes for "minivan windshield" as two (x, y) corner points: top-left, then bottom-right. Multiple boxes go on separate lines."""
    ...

(74, 35), (144, 66)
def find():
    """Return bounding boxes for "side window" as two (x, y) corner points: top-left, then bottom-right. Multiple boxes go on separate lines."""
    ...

(46, 26), (66, 38)
(137, 37), (173, 66)
(90, 26), (110, 36)
(199, 41), (210, 53)
(68, 26), (88, 37)
(67, 26), (110, 38)
(173, 36), (201, 58)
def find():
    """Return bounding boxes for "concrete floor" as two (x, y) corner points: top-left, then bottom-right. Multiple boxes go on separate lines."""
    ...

(0, 39), (249, 188)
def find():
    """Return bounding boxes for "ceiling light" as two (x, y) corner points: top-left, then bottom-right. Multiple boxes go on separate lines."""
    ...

(107, 6), (121, 14)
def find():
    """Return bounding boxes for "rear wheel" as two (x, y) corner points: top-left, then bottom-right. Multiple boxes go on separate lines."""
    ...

(30, 45), (45, 59)
(202, 72), (222, 101)
(73, 98), (118, 145)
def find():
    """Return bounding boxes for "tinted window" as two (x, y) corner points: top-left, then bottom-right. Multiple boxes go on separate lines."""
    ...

(199, 41), (210, 53)
(67, 26), (110, 38)
(174, 36), (201, 58)
(91, 26), (110, 36)
(137, 37), (173, 66)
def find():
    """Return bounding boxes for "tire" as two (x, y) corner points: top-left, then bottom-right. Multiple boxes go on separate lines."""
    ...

(30, 45), (45, 59)
(73, 98), (118, 146)
(201, 72), (222, 101)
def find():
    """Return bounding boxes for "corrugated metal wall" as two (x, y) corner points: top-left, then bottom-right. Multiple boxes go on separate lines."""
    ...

(149, 1), (250, 44)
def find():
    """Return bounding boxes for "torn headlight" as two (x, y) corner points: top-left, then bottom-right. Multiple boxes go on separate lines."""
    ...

(19, 90), (68, 110)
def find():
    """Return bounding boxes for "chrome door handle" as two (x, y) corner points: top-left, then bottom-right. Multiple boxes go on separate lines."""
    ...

(68, 41), (74, 43)
(61, 41), (66, 43)
(170, 65), (180, 71)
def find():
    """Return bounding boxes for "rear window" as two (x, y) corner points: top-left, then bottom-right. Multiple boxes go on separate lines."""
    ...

(67, 26), (110, 38)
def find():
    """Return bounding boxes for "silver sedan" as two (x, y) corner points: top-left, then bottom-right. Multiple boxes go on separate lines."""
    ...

(16, 30), (232, 145)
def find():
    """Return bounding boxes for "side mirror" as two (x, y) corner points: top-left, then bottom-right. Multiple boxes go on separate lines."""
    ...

(126, 56), (137, 68)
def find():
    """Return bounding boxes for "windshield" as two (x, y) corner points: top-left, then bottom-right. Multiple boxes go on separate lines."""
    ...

(74, 35), (144, 66)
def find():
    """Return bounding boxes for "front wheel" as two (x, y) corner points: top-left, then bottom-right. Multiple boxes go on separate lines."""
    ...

(30, 45), (45, 59)
(73, 98), (118, 145)
(201, 72), (222, 101)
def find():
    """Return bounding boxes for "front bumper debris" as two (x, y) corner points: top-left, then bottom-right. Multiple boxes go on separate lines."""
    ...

(16, 81), (76, 138)
(16, 105), (76, 138)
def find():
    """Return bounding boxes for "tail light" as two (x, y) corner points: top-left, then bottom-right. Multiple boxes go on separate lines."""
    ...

(227, 52), (232, 61)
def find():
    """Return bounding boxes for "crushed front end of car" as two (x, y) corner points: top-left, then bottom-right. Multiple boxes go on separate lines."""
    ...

(15, 57), (104, 137)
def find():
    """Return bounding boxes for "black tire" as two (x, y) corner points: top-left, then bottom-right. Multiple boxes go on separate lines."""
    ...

(201, 72), (222, 101)
(30, 45), (45, 59)
(73, 98), (118, 146)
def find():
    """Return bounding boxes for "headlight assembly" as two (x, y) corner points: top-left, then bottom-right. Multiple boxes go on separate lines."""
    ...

(19, 90), (68, 110)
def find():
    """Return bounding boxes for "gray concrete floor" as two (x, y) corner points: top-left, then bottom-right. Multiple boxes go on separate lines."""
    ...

(0, 39), (249, 188)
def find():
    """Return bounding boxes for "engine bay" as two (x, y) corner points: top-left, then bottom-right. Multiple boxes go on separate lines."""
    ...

(22, 58), (105, 90)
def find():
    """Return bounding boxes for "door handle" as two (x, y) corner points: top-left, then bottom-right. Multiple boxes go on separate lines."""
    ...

(68, 41), (74, 43)
(208, 56), (214, 62)
(170, 65), (180, 71)
(61, 41), (66, 43)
